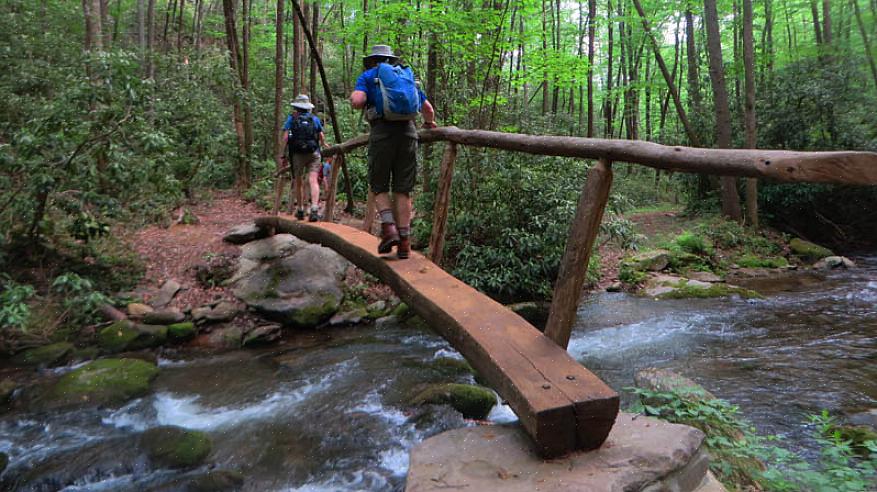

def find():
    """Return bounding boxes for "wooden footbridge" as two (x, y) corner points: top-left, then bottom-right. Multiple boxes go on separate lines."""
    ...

(262, 127), (877, 458)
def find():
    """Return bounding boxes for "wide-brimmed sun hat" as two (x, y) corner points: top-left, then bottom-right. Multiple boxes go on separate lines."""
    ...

(290, 94), (314, 110)
(362, 44), (399, 62)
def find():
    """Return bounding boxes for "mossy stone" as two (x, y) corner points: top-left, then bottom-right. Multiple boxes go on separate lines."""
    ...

(789, 238), (834, 261)
(50, 358), (159, 408)
(735, 254), (789, 269)
(0, 379), (15, 405)
(97, 321), (166, 353)
(410, 383), (496, 420)
(431, 357), (476, 377)
(390, 302), (410, 319)
(167, 322), (196, 342)
(12, 342), (74, 367)
(141, 425), (212, 468)
(71, 346), (100, 362)
(658, 282), (763, 300)
(187, 469), (245, 491)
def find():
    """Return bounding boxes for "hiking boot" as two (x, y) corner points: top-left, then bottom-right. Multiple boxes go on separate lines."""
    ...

(378, 223), (400, 254)
(308, 208), (319, 222)
(295, 209), (305, 220)
(397, 236), (410, 259)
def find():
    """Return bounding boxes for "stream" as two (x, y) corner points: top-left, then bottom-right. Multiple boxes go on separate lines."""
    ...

(0, 257), (874, 491)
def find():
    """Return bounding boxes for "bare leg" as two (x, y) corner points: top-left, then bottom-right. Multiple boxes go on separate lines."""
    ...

(375, 192), (393, 216)
(295, 176), (305, 215)
(394, 192), (412, 229)
(308, 171), (320, 209)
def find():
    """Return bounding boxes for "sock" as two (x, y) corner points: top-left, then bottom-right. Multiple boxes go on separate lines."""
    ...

(398, 226), (410, 237)
(310, 203), (319, 211)
(379, 209), (395, 224)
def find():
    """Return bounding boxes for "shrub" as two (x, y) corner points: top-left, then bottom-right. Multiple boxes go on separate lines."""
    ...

(674, 231), (713, 255)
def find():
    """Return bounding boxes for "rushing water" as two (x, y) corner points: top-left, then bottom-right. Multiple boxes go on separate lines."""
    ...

(0, 258), (874, 491)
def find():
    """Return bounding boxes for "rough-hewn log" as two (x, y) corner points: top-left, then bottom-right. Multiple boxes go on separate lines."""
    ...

(254, 217), (620, 457)
(362, 189), (376, 232)
(545, 159), (613, 348)
(321, 127), (877, 186)
(428, 142), (458, 264)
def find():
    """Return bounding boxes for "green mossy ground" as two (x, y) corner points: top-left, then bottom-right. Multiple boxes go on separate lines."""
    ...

(50, 358), (159, 407)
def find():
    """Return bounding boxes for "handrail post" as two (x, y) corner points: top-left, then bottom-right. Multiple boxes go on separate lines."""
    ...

(545, 158), (613, 349)
(428, 142), (459, 264)
(362, 189), (376, 232)
(323, 153), (343, 222)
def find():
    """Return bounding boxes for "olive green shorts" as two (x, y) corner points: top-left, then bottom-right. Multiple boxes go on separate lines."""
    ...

(367, 134), (418, 194)
(291, 151), (321, 179)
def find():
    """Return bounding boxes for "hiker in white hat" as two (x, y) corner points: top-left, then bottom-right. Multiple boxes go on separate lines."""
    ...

(282, 94), (326, 222)
(349, 45), (438, 259)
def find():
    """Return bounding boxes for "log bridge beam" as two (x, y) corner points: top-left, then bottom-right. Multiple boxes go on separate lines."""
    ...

(255, 216), (620, 458)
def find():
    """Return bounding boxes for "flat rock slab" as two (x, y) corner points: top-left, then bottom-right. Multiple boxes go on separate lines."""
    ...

(406, 413), (708, 492)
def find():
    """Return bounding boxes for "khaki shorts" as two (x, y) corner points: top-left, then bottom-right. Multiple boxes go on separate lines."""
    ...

(367, 133), (418, 194)
(291, 151), (321, 179)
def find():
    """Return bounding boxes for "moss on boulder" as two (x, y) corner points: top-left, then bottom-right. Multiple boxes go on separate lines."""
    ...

(97, 321), (167, 353)
(12, 342), (74, 367)
(141, 425), (212, 468)
(657, 282), (762, 300)
(410, 383), (496, 420)
(167, 322), (196, 342)
(735, 254), (789, 269)
(50, 358), (159, 408)
(789, 238), (834, 261)
(186, 469), (245, 491)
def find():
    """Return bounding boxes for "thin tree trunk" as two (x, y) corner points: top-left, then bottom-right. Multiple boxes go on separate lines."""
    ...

(273, 0), (285, 215)
(586, 0), (596, 137)
(823, 0), (833, 45)
(685, 10), (702, 113)
(138, 0), (146, 55)
(632, 0), (701, 146)
(541, 0), (550, 114)
(146, 0), (156, 78)
(704, 0), (743, 220)
(222, 0), (250, 189)
(163, 0), (176, 49)
(605, 0), (613, 137)
(811, 0), (824, 44)
(853, 0), (877, 90)
(743, 0), (758, 227)
(83, 0), (104, 52)
(177, 0), (185, 52)
(309, 1), (319, 99)
(100, 0), (111, 48)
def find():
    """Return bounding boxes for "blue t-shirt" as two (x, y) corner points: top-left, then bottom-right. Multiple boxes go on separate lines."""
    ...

(283, 111), (323, 133)
(354, 66), (428, 109)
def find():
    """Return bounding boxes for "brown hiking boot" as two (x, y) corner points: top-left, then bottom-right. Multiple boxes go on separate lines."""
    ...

(397, 236), (410, 259)
(378, 223), (400, 254)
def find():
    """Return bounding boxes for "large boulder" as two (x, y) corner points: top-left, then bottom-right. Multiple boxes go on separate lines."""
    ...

(12, 342), (74, 367)
(48, 358), (158, 408)
(231, 234), (348, 328)
(629, 250), (672, 272)
(97, 320), (167, 353)
(789, 238), (834, 261)
(812, 255), (856, 270)
(141, 425), (212, 468)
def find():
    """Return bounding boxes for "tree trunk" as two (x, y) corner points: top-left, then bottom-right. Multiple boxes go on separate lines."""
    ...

(100, 0), (111, 48)
(605, 0), (613, 137)
(221, 0), (250, 190)
(586, 0), (596, 137)
(309, 1), (319, 99)
(177, 0), (185, 52)
(83, 0), (104, 52)
(811, 0), (824, 44)
(743, 0), (758, 228)
(274, 0), (285, 164)
(685, 10), (702, 113)
(146, 0), (156, 78)
(853, 0), (877, 90)
(138, 0), (146, 54)
(823, 0), (833, 45)
(632, 0), (701, 146)
(704, 0), (743, 220)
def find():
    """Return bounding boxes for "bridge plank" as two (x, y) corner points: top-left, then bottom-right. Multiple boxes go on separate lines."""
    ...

(255, 217), (620, 457)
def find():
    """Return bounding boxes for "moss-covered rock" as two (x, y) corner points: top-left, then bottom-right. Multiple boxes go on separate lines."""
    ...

(657, 282), (763, 300)
(70, 346), (100, 362)
(789, 238), (833, 261)
(410, 383), (496, 420)
(12, 342), (74, 367)
(390, 302), (410, 319)
(167, 322), (196, 342)
(49, 358), (159, 408)
(629, 250), (672, 272)
(97, 321), (167, 353)
(141, 425), (212, 468)
(506, 302), (550, 329)
(0, 379), (16, 405)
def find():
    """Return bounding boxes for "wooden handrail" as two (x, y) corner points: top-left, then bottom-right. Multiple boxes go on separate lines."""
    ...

(322, 126), (877, 185)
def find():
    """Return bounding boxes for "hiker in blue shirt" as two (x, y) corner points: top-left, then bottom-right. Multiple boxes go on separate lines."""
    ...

(283, 94), (326, 222)
(350, 45), (437, 259)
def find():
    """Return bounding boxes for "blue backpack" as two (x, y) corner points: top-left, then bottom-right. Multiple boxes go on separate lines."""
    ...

(372, 63), (422, 121)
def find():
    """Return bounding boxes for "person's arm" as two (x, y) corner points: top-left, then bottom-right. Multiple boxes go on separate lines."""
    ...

(319, 131), (327, 148)
(421, 99), (437, 129)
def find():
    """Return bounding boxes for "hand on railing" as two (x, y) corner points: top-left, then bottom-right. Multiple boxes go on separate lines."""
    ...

(422, 120), (438, 129)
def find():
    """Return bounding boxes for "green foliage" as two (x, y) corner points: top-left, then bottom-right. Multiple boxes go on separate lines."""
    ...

(674, 231), (713, 256)
(628, 388), (877, 491)
(735, 255), (788, 269)
(0, 276), (35, 331)
(51, 272), (110, 326)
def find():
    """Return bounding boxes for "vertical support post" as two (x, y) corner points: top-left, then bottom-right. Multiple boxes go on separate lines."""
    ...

(544, 158), (613, 349)
(428, 142), (459, 264)
(362, 189), (377, 232)
(272, 174), (285, 215)
(323, 153), (343, 222)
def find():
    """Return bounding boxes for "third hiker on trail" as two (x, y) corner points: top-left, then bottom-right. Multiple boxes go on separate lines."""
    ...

(350, 45), (437, 259)
(284, 94), (327, 222)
